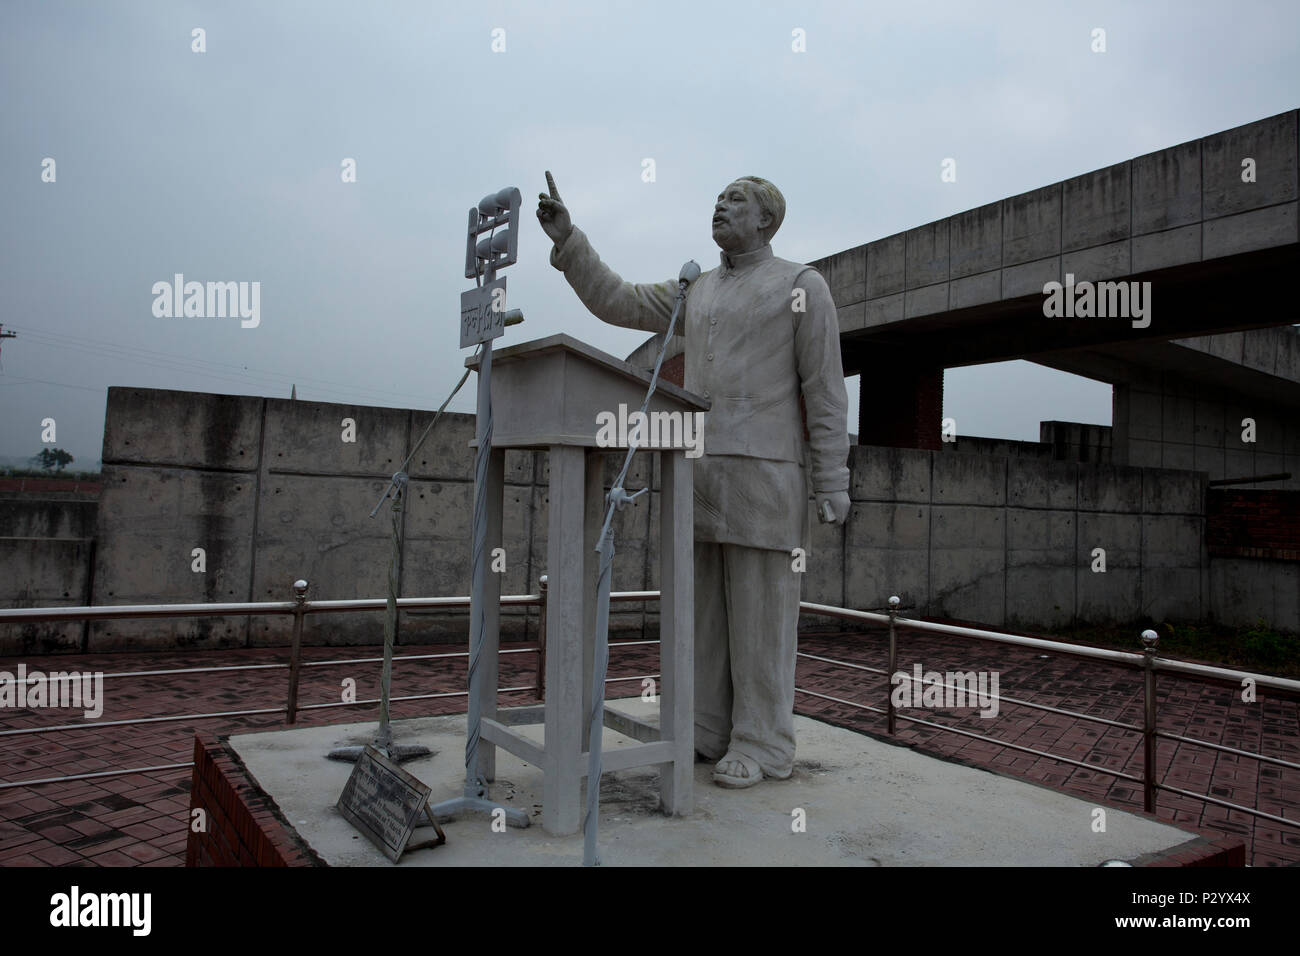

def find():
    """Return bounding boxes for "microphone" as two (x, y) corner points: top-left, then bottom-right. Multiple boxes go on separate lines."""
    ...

(678, 260), (701, 288)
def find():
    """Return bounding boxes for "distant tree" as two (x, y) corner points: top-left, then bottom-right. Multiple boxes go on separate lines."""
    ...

(31, 448), (74, 472)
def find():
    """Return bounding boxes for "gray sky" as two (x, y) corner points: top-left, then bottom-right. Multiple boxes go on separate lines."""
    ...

(2, 0), (1297, 465)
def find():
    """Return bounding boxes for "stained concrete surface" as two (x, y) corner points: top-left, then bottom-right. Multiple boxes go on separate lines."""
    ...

(230, 697), (1199, 867)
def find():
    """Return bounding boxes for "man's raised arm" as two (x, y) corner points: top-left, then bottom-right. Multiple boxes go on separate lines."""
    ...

(537, 171), (682, 336)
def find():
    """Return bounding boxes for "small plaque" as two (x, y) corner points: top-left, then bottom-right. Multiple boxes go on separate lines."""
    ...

(460, 278), (507, 348)
(336, 745), (445, 862)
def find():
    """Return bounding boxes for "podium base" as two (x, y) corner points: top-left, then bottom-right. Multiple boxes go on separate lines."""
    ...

(325, 744), (433, 764)
(429, 794), (531, 828)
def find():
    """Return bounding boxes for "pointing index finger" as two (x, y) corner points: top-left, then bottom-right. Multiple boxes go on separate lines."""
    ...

(545, 170), (560, 201)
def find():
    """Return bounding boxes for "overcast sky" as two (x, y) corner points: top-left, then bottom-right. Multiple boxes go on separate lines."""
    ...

(2, 0), (1297, 466)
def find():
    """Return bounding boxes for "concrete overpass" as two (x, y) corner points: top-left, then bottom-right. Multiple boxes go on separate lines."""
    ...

(806, 109), (1298, 461)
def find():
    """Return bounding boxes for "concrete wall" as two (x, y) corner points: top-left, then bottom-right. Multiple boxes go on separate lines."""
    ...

(1208, 558), (1300, 632)
(31, 386), (1298, 653)
(1041, 421), (1113, 464)
(1174, 326), (1300, 382)
(1114, 368), (1300, 490)
(936, 423), (1112, 463)
(939, 435), (1054, 459)
(0, 496), (97, 539)
(90, 387), (661, 651)
(1205, 488), (1300, 636)
(798, 445), (1216, 633)
(0, 492), (97, 654)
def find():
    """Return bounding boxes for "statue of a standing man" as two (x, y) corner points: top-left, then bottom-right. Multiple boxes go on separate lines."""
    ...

(537, 173), (851, 788)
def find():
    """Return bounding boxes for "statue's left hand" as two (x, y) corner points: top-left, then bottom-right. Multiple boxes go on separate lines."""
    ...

(816, 490), (851, 525)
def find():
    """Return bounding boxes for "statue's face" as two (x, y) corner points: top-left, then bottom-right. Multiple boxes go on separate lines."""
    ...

(711, 180), (771, 253)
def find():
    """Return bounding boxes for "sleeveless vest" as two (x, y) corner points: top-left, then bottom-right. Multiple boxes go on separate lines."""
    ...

(682, 255), (815, 463)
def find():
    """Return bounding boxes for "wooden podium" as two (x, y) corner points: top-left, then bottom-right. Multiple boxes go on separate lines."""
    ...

(465, 333), (708, 836)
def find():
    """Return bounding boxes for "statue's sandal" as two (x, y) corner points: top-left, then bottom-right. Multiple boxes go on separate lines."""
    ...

(712, 751), (763, 789)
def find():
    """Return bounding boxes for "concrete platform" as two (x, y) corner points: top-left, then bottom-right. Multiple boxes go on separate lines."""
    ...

(228, 698), (1205, 866)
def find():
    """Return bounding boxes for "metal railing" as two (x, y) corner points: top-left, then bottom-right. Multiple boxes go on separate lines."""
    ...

(2, 583), (1298, 840)
(1, 581), (544, 726)
(0, 578), (659, 790)
(797, 596), (1300, 831)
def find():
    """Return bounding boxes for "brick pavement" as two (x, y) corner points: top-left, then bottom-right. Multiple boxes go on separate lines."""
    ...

(794, 627), (1299, 867)
(0, 627), (1295, 866)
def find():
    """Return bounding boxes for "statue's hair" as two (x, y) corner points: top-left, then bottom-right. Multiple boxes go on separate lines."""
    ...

(736, 176), (786, 242)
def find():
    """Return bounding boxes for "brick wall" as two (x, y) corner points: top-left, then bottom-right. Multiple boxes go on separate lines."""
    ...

(660, 351), (685, 387)
(1140, 836), (1247, 867)
(857, 363), (943, 450)
(0, 478), (101, 495)
(186, 732), (324, 867)
(1207, 489), (1300, 561)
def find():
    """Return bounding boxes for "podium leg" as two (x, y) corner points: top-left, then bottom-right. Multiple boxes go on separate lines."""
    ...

(658, 450), (694, 815)
(543, 445), (586, 835)
(581, 452), (604, 751)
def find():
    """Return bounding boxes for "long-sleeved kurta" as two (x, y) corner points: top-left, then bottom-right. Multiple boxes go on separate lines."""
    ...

(551, 226), (850, 552)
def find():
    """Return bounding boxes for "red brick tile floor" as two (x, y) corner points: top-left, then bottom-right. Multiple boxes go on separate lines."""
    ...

(1, 626), (1296, 866)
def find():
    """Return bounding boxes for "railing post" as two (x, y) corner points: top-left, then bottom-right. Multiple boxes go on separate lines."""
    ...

(887, 595), (900, 735)
(286, 579), (309, 723)
(537, 574), (548, 701)
(1141, 628), (1159, 813)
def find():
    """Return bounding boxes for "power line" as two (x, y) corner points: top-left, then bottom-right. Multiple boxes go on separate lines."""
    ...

(1, 352), (426, 408)
(0, 375), (103, 393)
(6, 323), (417, 396)
(5, 324), (445, 405)
(5, 324), (455, 408)
(8, 343), (360, 403)
(8, 326), (422, 404)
